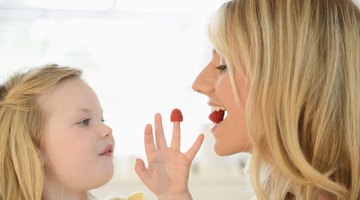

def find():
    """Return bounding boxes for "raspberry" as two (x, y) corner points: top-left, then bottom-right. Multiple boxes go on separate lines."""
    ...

(170, 108), (183, 122)
(209, 110), (225, 123)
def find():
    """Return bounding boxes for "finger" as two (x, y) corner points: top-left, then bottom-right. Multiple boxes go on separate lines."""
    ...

(135, 158), (151, 184)
(185, 134), (205, 160)
(154, 113), (167, 149)
(170, 122), (181, 149)
(144, 124), (156, 159)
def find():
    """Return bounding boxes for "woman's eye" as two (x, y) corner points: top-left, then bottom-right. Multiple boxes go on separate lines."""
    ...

(216, 64), (227, 72)
(78, 119), (90, 126)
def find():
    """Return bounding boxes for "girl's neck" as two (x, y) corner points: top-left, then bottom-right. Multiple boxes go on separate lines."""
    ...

(42, 181), (88, 200)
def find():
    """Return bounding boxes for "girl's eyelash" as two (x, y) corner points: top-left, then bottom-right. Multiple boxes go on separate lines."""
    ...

(216, 64), (227, 72)
(78, 119), (90, 126)
(77, 117), (105, 127)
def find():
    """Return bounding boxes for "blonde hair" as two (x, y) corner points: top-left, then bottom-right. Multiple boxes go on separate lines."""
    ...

(0, 64), (81, 200)
(208, 0), (360, 199)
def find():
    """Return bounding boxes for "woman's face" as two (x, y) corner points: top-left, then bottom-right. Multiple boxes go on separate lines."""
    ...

(192, 50), (250, 155)
(39, 78), (114, 194)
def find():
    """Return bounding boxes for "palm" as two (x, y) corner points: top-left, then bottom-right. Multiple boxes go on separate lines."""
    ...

(135, 113), (204, 199)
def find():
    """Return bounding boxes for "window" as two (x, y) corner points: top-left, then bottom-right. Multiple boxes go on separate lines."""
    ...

(0, 0), (227, 157)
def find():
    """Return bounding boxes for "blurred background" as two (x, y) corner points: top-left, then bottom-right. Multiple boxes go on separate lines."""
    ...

(0, 0), (254, 199)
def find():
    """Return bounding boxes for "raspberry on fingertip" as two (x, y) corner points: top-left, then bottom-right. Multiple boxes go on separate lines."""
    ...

(170, 108), (183, 122)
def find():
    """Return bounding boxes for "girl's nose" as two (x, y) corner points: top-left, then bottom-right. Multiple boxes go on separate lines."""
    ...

(101, 124), (113, 138)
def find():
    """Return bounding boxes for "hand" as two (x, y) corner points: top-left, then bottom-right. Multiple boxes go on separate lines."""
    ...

(135, 113), (204, 200)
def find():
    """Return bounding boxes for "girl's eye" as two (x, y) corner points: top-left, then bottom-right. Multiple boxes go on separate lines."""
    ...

(78, 119), (90, 126)
(216, 64), (227, 72)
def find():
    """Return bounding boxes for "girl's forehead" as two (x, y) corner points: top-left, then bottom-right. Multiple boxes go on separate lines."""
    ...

(38, 79), (98, 113)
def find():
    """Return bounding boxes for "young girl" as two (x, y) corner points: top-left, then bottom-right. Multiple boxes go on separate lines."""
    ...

(0, 64), (145, 200)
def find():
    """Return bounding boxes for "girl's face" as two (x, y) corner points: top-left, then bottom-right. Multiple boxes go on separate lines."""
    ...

(39, 78), (114, 194)
(192, 50), (250, 155)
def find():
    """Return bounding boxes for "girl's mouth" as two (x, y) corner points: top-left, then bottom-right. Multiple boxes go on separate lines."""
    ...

(100, 144), (114, 156)
(209, 106), (226, 124)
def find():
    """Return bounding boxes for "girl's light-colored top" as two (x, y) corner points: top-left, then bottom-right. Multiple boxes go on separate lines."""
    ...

(111, 192), (146, 200)
(89, 192), (146, 200)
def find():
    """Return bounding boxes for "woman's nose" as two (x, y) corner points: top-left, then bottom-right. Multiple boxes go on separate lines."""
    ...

(192, 66), (214, 95)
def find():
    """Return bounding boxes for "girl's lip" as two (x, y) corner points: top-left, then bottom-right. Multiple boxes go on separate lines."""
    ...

(99, 144), (113, 156)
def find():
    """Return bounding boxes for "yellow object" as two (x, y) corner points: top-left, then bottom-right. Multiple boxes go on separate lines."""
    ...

(110, 192), (146, 200)
(128, 192), (146, 200)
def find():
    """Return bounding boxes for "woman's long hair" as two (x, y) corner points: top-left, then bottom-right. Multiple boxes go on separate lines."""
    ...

(208, 0), (360, 199)
(0, 64), (81, 200)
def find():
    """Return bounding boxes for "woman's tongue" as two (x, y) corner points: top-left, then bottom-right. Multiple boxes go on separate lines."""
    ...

(209, 110), (225, 123)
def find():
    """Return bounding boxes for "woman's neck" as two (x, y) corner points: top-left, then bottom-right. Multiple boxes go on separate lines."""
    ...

(318, 191), (336, 200)
(286, 191), (336, 200)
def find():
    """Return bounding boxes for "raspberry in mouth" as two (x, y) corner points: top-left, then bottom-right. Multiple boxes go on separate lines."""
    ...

(209, 109), (225, 123)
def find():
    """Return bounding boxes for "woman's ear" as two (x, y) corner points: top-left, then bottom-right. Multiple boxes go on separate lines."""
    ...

(38, 150), (46, 167)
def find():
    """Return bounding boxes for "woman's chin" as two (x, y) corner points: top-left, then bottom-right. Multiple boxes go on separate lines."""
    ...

(213, 142), (249, 156)
(213, 143), (234, 156)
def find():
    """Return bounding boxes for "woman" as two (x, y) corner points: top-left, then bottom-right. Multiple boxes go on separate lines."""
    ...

(136, 0), (360, 199)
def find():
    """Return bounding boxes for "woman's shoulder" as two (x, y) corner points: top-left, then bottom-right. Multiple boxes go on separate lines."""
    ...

(109, 192), (146, 200)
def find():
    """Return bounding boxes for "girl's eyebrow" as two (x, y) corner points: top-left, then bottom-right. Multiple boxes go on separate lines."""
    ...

(212, 49), (218, 55)
(74, 108), (104, 116)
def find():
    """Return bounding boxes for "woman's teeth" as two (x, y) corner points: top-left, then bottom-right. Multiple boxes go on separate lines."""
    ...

(211, 106), (226, 112)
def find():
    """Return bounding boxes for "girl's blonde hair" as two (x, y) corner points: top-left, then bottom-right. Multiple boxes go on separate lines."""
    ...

(0, 64), (81, 200)
(209, 0), (360, 199)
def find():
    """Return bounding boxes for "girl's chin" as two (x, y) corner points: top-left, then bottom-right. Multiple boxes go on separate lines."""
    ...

(93, 170), (114, 188)
(98, 163), (114, 182)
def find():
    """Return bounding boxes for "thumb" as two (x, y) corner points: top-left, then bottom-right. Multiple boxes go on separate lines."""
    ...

(185, 133), (205, 160)
(134, 158), (150, 184)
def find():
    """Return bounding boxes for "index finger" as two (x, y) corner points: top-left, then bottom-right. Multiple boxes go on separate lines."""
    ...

(154, 113), (167, 149)
(144, 123), (156, 159)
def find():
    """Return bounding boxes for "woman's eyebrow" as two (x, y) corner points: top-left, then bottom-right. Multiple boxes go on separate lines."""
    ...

(76, 108), (91, 113)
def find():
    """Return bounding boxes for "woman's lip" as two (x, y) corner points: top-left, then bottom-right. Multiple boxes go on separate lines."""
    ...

(210, 121), (223, 135)
(210, 114), (227, 134)
(99, 144), (113, 156)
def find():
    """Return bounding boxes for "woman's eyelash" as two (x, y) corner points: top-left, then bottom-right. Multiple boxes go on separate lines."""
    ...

(216, 64), (227, 72)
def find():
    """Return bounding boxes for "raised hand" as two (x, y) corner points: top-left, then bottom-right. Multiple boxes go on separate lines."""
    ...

(135, 111), (204, 200)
